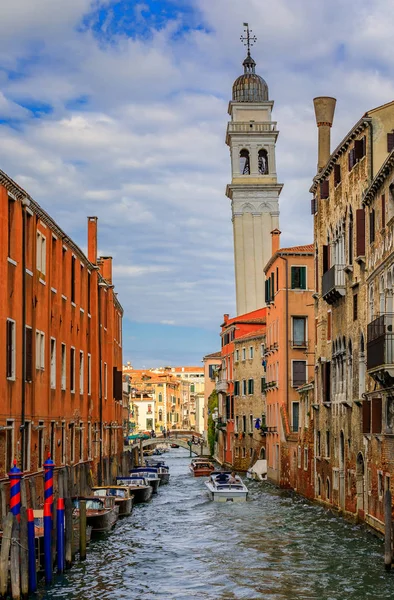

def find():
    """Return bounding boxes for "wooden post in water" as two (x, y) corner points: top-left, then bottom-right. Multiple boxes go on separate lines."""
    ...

(79, 499), (87, 561)
(384, 488), (392, 570)
(28, 478), (37, 509)
(0, 484), (6, 528)
(64, 497), (73, 569)
(0, 512), (14, 596)
(10, 515), (21, 600)
(20, 507), (29, 598)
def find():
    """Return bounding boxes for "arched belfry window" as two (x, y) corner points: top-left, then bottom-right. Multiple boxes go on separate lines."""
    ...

(258, 148), (269, 174)
(239, 149), (250, 175)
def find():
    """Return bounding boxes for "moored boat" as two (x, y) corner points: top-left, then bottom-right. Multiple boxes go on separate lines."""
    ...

(189, 460), (215, 477)
(204, 472), (249, 503)
(92, 486), (134, 516)
(170, 443), (179, 448)
(145, 459), (170, 484)
(129, 469), (160, 494)
(72, 496), (119, 533)
(116, 476), (153, 503)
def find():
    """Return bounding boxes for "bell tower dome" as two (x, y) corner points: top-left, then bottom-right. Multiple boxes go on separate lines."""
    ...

(226, 24), (283, 315)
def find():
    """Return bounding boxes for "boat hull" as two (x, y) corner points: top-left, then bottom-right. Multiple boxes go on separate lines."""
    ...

(133, 486), (153, 503)
(87, 506), (119, 533)
(116, 497), (133, 516)
(204, 481), (248, 502)
(150, 479), (160, 494)
(158, 472), (170, 484)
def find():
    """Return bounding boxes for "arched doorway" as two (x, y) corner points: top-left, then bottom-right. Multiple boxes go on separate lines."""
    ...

(259, 447), (266, 460)
(356, 452), (365, 516)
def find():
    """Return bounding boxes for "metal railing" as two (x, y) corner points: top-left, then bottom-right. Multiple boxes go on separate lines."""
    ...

(367, 314), (394, 370)
(322, 264), (346, 300)
(227, 121), (277, 134)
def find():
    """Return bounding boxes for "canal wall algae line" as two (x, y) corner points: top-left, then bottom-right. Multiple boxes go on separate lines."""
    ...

(35, 449), (394, 600)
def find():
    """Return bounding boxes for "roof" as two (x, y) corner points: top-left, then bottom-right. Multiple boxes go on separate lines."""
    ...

(264, 244), (314, 273)
(363, 149), (394, 206)
(221, 317), (266, 328)
(234, 327), (266, 342)
(203, 352), (222, 360)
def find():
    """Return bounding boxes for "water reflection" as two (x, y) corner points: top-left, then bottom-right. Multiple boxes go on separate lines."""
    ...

(38, 449), (392, 600)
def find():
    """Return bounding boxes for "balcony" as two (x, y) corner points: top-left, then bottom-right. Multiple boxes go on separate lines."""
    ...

(216, 417), (227, 429)
(367, 314), (394, 386)
(262, 380), (277, 392)
(216, 380), (228, 393)
(227, 121), (277, 134)
(322, 264), (346, 305)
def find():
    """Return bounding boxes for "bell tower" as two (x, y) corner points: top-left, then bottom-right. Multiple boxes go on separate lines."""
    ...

(226, 24), (283, 315)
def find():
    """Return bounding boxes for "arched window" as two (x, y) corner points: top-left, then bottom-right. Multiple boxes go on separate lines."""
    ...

(159, 393), (163, 402)
(258, 148), (269, 174)
(317, 475), (321, 497)
(159, 410), (163, 422)
(239, 149), (250, 175)
(326, 478), (331, 501)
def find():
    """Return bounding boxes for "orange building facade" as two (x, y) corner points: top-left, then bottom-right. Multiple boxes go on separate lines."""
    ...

(0, 169), (124, 487)
(264, 231), (315, 488)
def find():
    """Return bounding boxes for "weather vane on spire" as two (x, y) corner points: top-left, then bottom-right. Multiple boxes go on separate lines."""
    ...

(240, 23), (257, 56)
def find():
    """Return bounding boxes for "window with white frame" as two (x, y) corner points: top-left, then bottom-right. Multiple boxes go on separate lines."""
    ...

(378, 471), (384, 499)
(249, 346), (254, 359)
(50, 338), (56, 388)
(87, 353), (91, 395)
(242, 347), (246, 361)
(6, 319), (16, 380)
(261, 343), (265, 357)
(104, 362), (108, 399)
(292, 317), (307, 346)
(87, 422), (92, 459)
(61, 344), (66, 390)
(242, 447), (246, 458)
(297, 446), (301, 468)
(36, 231), (46, 274)
(79, 351), (84, 394)
(249, 414), (253, 432)
(235, 349), (239, 362)
(35, 330), (45, 370)
(70, 347), (75, 393)
(242, 379), (247, 396)
(304, 447), (308, 470)
(235, 447), (239, 458)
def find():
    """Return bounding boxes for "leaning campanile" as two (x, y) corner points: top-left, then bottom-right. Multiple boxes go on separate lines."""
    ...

(226, 24), (283, 315)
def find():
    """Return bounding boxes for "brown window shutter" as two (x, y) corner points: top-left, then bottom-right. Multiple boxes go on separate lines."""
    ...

(311, 197), (317, 215)
(362, 400), (371, 434)
(371, 397), (382, 434)
(356, 208), (365, 256)
(322, 245), (329, 274)
(6, 321), (12, 378)
(382, 194), (386, 229)
(355, 139), (363, 160)
(327, 311), (331, 341)
(25, 327), (33, 382)
(334, 164), (341, 186)
(387, 133), (394, 152)
(369, 209), (375, 244)
(113, 368), (123, 400)
(315, 254), (319, 293)
(320, 180), (329, 199)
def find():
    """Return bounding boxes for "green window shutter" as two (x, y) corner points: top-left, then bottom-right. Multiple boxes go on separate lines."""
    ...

(291, 267), (296, 289)
(301, 267), (306, 289)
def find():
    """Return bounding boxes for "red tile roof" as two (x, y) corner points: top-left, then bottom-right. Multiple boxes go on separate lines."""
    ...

(203, 351), (222, 359)
(235, 327), (266, 342)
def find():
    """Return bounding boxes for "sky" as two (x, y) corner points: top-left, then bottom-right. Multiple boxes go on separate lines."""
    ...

(1, 0), (394, 368)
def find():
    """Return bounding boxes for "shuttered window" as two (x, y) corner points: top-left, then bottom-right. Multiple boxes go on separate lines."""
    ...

(371, 398), (382, 434)
(369, 209), (375, 244)
(348, 148), (356, 171)
(6, 319), (15, 379)
(355, 137), (366, 160)
(70, 347), (75, 393)
(322, 245), (329, 274)
(271, 272), (275, 301)
(353, 294), (358, 321)
(234, 380), (240, 395)
(71, 256), (76, 303)
(356, 209), (366, 256)
(292, 361), (306, 387)
(113, 367), (123, 400)
(362, 400), (371, 434)
(291, 266), (306, 289)
(387, 133), (394, 152)
(311, 197), (317, 215)
(320, 180), (329, 199)
(248, 379), (254, 395)
(315, 254), (319, 293)
(334, 164), (341, 186)
(25, 327), (33, 382)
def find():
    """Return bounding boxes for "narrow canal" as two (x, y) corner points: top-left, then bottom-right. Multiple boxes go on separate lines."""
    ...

(38, 448), (393, 599)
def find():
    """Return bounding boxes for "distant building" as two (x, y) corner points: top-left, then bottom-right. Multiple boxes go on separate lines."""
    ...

(202, 352), (221, 433)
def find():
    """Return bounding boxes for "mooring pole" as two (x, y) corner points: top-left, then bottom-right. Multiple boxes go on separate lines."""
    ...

(79, 499), (87, 561)
(56, 498), (65, 573)
(384, 488), (392, 571)
(43, 502), (52, 584)
(27, 509), (37, 593)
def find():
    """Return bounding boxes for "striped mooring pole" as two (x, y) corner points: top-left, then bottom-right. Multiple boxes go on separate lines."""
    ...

(9, 459), (22, 521)
(43, 453), (55, 508)
(56, 498), (65, 573)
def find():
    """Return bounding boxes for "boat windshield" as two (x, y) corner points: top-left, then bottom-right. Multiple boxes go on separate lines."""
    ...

(93, 489), (107, 497)
(108, 489), (126, 498)
(86, 499), (104, 510)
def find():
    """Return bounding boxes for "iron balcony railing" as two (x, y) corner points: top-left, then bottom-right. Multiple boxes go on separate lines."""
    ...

(367, 313), (394, 370)
(322, 264), (346, 305)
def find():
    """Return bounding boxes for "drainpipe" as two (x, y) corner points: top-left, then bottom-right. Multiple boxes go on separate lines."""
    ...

(280, 256), (290, 438)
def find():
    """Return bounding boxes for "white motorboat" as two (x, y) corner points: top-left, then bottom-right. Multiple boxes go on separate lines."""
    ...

(204, 471), (249, 502)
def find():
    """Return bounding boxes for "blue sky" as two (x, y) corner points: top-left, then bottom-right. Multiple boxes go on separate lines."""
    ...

(1, 0), (394, 367)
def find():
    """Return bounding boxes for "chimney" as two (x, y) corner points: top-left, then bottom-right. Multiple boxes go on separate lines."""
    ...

(271, 228), (281, 256)
(223, 313), (229, 324)
(313, 97), (336, 171)
(87, 216), (98, 264)
(100, 256), (113, 285)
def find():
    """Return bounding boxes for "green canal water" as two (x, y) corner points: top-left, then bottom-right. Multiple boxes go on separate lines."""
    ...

(38, 448), (393, 599)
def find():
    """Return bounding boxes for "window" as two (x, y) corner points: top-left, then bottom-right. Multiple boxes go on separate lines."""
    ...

(239, 149), (250, 175)
(234, 381), (240, 395)
(242, 447), (246, 458)
(292, 360), (306, 387)
(79, 421), (84, 461)
(158, 392), (163, 402)
(104, 362), (108, 399)
(291, 266), (306, 290)
(369, 209), (375, 244)
(8, 196), (16, 259)
(70, 347), (75, 393)
(348, 210), (353, 265)
(249, 414), (253, 432)
(248, 379), (254, 395)
(147, 404), (152, 414)
(235, 349), (239, 362)
(356, 208), (366, 257)
(388, 133), (394, 152)
(79, 351), (84, 394)
(5, 420), (14, 473)
(35, 330), (45, 370)
(304, 447), (308, 471)
(334, 164), (341, 186)
(249, 346), (254, 359)
(22, 421), (31, 471)
(242, 380), (247, 396)
(87, 271), (91, 313)
(71, 255), (76, 303)
(80, 264), (84, 309)
(235, 447), (239, 458)
(292, 402), (299, 432)
(190, 383), (195, 393)
(326, 430), (331, 457)
(25, 212), (33, 271)
(292, 317), (306, 346)
(50, 421), (55, 463)
(327, 311), (332, 342)
(50, 338), (56, 388)
(87, 353), (91, 395)
(70, 423), (75, 463)
(62, 246), (67, 297)
(36, 231), (46, 274)
(61, 422), (66, 464)
(258, 148), (268, 174)
(378, 471), (384, 500)
(320, 180), (329, 199)
(51, 236), (57, 289)
(317, 431), (321, 456)
(242, 347), (246, 361)
(353, 294), (358, 321)
(61, 344), (66, 390)
(38, 421), (44, 469)
(297, 446), (301, 468)
(6, 319), (16, 380)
